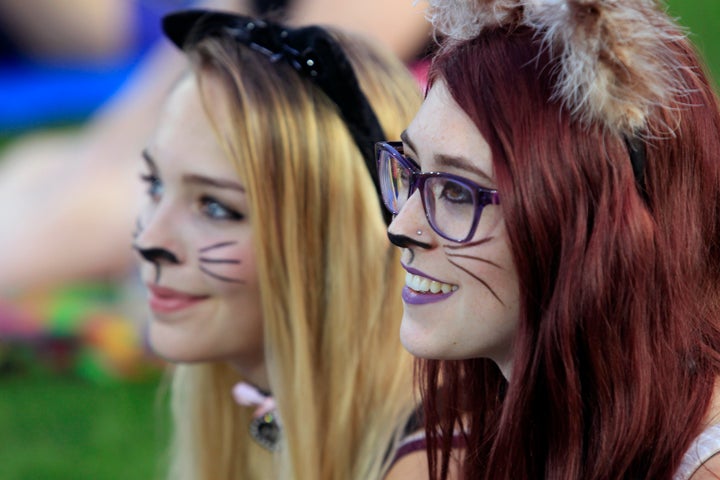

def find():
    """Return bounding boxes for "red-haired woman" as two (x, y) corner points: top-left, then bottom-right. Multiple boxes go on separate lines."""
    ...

(375, 1), (720, 479)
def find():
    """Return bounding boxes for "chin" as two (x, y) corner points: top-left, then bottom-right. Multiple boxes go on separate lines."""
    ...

(148, 341), (196, 364)
(147, 323), (207, 363)
(401, 340), (461, 360)
(399, 318), (445, 360)
(399, 320), (485, 361)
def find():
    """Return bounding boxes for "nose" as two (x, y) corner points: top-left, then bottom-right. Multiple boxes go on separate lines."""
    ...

(133, 202), (185, 283)
(135, 246), (179, 265)
(387, 191), (431, 249)
(133, 240), (181, 284)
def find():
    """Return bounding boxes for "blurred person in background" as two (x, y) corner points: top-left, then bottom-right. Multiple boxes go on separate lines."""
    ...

(0, 0), (208, 380)
(0, 0), (134, 63)
(134, 10), (425, 479)
(0, 0), (187, 133)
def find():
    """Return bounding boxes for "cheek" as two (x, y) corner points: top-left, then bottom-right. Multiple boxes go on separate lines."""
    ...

(198, 242), (259, 293)
(474, 258), (520, 335)
(457, 236), (519, 324)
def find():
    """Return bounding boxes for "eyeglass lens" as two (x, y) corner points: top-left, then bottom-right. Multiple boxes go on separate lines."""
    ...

(378, 145), (479, 242)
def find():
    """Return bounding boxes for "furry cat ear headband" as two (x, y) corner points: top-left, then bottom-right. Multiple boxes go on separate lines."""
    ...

(427, 0), (689, 138)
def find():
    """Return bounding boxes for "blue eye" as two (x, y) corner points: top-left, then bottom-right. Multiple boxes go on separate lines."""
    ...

(140, 174), (163, 200)
(200, 196), (244, 221)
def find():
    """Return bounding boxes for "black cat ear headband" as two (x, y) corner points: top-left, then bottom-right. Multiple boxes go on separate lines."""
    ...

(162, 9), (391, 223)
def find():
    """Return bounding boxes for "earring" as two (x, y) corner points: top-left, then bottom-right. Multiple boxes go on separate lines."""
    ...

(233, 382), (280, 451)
(416, 230), (423, 236)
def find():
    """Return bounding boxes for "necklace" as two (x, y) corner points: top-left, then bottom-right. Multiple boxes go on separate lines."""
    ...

(233, 382), (281, 451)
(249, 409), (281, 451)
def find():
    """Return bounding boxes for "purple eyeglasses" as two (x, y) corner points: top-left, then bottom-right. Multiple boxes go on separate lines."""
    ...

(375, 141), (500, 243)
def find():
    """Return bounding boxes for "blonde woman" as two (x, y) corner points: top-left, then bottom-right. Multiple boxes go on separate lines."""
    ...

(133, 10), (425, 480)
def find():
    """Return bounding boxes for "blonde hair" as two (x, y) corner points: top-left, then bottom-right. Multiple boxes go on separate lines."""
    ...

(163, 27), (422, 480)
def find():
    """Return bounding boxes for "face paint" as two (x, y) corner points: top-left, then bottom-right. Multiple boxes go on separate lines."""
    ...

(133, 243), (180, 283)
(197, 242), (245, 284)
(386, 81), (520, 378)
(134, 74), (266, 388)
(442, 238), (504, 305)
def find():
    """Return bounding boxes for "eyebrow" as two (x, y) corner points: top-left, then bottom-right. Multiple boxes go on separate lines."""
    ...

(400, 130), (494, 184)
(142, 149), (245, 192)
(183, 173), (245, 192)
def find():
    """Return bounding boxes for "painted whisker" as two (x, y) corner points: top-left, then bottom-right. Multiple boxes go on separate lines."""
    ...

(443, 237), (494, 249)
(199, 266), (245, 283)
(445, 252), (503, 269)
(448, 258), (503, 305)
(199, 241), (238, 252)
(199, 258), (241, 264)
(197, 242), (244, 283)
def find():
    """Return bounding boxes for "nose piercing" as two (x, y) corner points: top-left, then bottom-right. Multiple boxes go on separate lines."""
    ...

(416, 230), (423, 236)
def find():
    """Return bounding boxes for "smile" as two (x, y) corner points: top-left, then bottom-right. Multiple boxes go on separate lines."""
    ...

(147, 285), (209, 314)
(405, 272), (457, 294)
(402, 270), (458, 305)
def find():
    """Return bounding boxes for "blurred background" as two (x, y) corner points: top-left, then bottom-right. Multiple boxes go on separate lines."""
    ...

(0, 1), (718, 479)
(0, 1), (181, 478)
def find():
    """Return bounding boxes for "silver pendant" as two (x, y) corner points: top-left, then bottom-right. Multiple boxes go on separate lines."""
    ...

(249, 410), (280, 451)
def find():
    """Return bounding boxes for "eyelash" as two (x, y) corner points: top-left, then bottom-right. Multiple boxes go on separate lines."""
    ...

(140, 173), (162, 200)
(140, 174), (244, 221)
(199, 195), (244, 221)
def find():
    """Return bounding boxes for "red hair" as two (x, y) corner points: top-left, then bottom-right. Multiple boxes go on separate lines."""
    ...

(420, 26), (720, 479)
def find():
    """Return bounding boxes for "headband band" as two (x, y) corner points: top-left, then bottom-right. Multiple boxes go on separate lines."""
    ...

(162, 10), (391, 223)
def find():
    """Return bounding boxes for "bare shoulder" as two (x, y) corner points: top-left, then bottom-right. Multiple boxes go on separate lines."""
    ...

(383, 450), (430, 480)
(383, 447), (464, 480)
(690, 453), (720, 480)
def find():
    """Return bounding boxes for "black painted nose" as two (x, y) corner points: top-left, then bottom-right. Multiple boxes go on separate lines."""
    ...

(387, 232), (412, 248)
(387, 232), (431, 249)
(135, 246), (180, 264)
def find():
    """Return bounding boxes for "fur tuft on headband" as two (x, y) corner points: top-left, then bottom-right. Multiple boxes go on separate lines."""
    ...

(427, 0), (690, 136)
(426, 0), (521, 40)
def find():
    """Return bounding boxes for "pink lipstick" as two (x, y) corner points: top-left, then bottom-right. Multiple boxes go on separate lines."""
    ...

(147, 285), (208, 313)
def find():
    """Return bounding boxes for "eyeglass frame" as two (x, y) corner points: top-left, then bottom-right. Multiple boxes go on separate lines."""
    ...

(375, 141), (500, 243)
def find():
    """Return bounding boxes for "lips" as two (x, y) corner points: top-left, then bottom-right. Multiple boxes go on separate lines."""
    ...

(147, 285), (209, 314)
(401, 265), (458, 305)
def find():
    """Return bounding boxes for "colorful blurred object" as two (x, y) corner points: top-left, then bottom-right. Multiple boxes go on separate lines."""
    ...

(0, 282), (162, 384)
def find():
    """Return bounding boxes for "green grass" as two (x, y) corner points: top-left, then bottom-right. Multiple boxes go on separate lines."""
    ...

(667, 0), (720, 87)
(0, 371), (168, 480)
